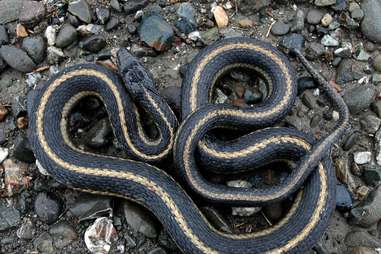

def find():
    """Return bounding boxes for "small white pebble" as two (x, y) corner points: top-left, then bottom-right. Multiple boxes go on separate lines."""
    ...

(353, 151), (372, 165)
(332, 110), (339, 121)
(0, 148), (9, 164)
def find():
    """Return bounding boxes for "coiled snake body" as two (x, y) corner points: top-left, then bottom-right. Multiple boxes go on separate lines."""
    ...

(29, 37), (349, 253)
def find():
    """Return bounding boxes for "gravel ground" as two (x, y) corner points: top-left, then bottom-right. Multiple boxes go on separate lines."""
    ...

(1, 0), (381, 253)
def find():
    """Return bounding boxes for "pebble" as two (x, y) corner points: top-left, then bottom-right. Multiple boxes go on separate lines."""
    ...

(306, 9), (324, 25)
(34, 192), (61, 224)
(271, 21), (290, 36)
(21, 36), (46, 64)
(110, 0), (122, 12)
(334, 43), (352, 58)
(336, 59), (365, 84)
(345, 231), (381, 248)
(138, 14), (174, 51)
(0, 147), (8, 163)
(354, 151), (372, 165)
(212, 6), (229, 28)
(350, 185), (381, 227)
(177, 2), (196, 25)
(315, 0), (336, 6)
(356, 48), (371, 62)
(0, 45), (36, 73)
(0, 202), (21, 231)
(13, 134), (35, 163)
(68, 194), (112, 221)
(343, 131), (359, 151)
(68, 0), (92, 24)
(16, 24), (28, 38)
(84, 217), (117, 254)
(3, 159), (28, 197)
(0, 106), (9, 122)
(343, 84), (375, 114)
(55, 23), (78, 48)
(361, 0), (381, 43)
(0, 0), (23, 24)
(96, 7), (110, 25)
(123, 201), (160, 238)
(291, 9), (305, 32)
(45, 26), (57, 46)
(351, 6), (364, 21)
(160, 86), (181, 116)
(305, 42), (325, 59)
(33, 232), (54, 254)
(105, 16), (119, 31)
(19, 0), (46, 26)
(77, 24), (103, 35)
(238, 17), (254, 28)
(279, 33), (305, 51)
(321, 34), (339, 47)
(0, 26), (8, 45)
(336, 184), (353, 211)
(360, 114), (381, 134)
(321, 13), (333, 27)
(80, 35), (106, 53)
(373, 55), (381, 73)
(175, 18), (196, 34)
(123, 0), (149, 15)
(47, 46), (64, 65)
(17, 218), (34, 240)
(200, 27), (219, 45)
(49, 222), (77, 249)
(363, 166), (381, 186)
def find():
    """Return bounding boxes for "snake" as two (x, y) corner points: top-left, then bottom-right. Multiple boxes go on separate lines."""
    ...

(28, 37), (349, 253)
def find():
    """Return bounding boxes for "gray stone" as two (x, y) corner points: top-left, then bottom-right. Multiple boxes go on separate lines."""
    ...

(177, 2), (196, 25)
(336, 184), (353, 211)
(351, 7), (364, 20)
(361, 0), (381, 43)
(360, 114), (381, 134)
(0, 203), (20, 231)
(33, 232), (54, 254)
(123, 201), (160, 238)
(279, 33), (305, 51)
(123, 0), (149, 15)
(238, 0), (271, 14)
(68, 194), (112, 221)
(55, 24), (78, 48)
(34, 192), (61, 224)
(0, 26), (9, 45)
(343, 84), (375, 114)
(68, 0), (92, 24)
(80, 35), (106, 53)
(22, 36), (46, 64)
(332, 0), (348, 11)
(96, 7), (110, 24)
(17, 218), (34, 240)
(105, 16), (119, 31)
(321, 34), (339, 46)
(306, 42), (325, 59)
(345, 231), (381, 248)
(306, 9), (324, 25)
(315, 0), (336, 6)
(291, 9), (305, 32)
(110, 0), (122, 12)
(49, 222), (78, 249)
(271, 21), (290, 36)
(19, 0), (46, 26)
(0, 45), (36, 73)
(336, 59), (365, 85)
(138, 14), (174, 51)
(373, 54), (381, 73)
(13, 134), (35, 163)
(0, 0), (23, 24)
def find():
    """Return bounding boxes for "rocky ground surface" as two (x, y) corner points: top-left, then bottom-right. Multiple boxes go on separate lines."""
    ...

(0, 0), (381, 253)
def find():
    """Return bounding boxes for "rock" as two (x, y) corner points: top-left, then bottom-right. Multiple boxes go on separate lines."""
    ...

(372, 100), (381, 118)
(212, 6), (229, 28)
(105, 16), (119, 31)
(0, 45), (36, 72)
(84, 118), (112, 148)
(343, 84), (375, 114)
(148, 247), (166, 254)
(0, 0), (23, 24)
(237, 0), (270, 14)
(34, 192), (61, 224)
(33, 232), (54, 254)
(19, 0), (46, 26)
(68, 0), (92, 24)
(200, 27), (219, 45)
(244, 89), (262, 104)
(297, 77), (317, 95)
(110, 0), (122, 12)
(355, 48), (371, 62)
(77, 24), (103, 35)
(123, 201), (160, 238)
(306, 42), (325, 60)
(271, 21), (290, 36)
(80, 35), (106, 53)
(13, 134), (35, 163)
(127, 24), (137, 34)
(306, 9), (324, 25)
(68, 194), (112, 221)
(363, 166), (381, 186)
(279, 33), (305, 51)
(45, 26), (57, 46)
(291, 9), (305, 32)
(345, 231), (381, 248)
(17, 218), (34, 240)
(47, 46), (64, 65)
(238, 17), (254, 28)
(0, 147), (8, 163)
(160, 86), (181, 116)
(343, 131), (359, 150)
(351, 5), (364, 21)
(334, 43), (352, 58)
(0, 26), (9, 45)
(336, 184), (353, 211)
(49, 222), (78, 249)
(55, 24), (78, 48)
(0, 202), (20, 231)
(21, 36), (46, 64)
(350, 185), (381, 227)
(351, 246), (377, 254)
(123, 0), (149, 14)
(315, 0), (336, 6)
(373, 55), (381, 73)
(84, 217), (117, 254)
(3, 159), (29, 197)
(321, 13), (333, 27)
(138, 14), (174, 51)
(175, 18), (196, 34)
(177, 2), (196, 25)
(321, 34), (339, 47)
(336, 59), (365, 84)
(96, 7), (110, 24)
(16, 24), (28, 38)
(361, 0), (381, 43)
(360, 114), (381, 134)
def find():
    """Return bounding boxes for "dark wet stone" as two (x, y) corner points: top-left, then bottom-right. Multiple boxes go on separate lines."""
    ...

(361, 0), (381, 43)
(0, 0), (23, 24)
(297, 77), (317, 95)
(336, 184), (352, 212)
(336, 59), (365, 84)
(22, 36), (46, 64)
(96, 7), (110, 24)
(105, 16), (119, 31)
(301, 90), (317, 109)
(175, 18), (197, 34)
(33, 232), (54, 254)
(123, 0), (149, 15)
(0, 203), (20, 231)
(19, 0), (46, 26)
(138, 14), (174, 51)
(271, 21), (290, 36)
(49, 222), (78, 249)
(13, 134), (35, 163)
(279, 33), (305, 51)
(343, 84), (376, 114)
(0, 26), (8, 45)
(34, 192), (61, 224)
(306, 9), (324, 25)
(80, 35), (106, 53)
(244, 89), (262, 104)
(68, 194), (112, 221)
(238, 0), (271, 14)
(0, 45), (36, 73)
(305, 42), (325, 60)
(55, 24), (78, 48)
(68, 14), (80, 27)
(342, 131), (359, 151)
(68, 0), (92, 24)
(363, 165), (381, 186)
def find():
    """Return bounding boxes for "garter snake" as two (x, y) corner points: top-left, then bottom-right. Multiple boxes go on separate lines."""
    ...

(29, 37), (349, 253)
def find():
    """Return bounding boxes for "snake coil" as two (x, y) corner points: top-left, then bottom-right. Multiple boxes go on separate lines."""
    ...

(29, 37), (349, 253)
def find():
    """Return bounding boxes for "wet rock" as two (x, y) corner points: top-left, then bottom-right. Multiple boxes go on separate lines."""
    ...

(123, 0), (149, 15)
(84, 217), (117, 254)
(47, 46), (64, 65)
(343, 131), (359, 151)
(279, 33), (305, 51)
(315, 0), (336, 6)
(336, 184), (353, 211)
(0, 26), (8, 45)
(177, 2), (196, 25)
(33, 232), (54, 254)
(21, 36), (45, 64)
(212, 6), (229, 28)
(17, 218), (34, 240)
(334, 43), (352, 58)
(0, 45), (36, 72)
(350, 5), (364, 21)
(0, 203), (20, 231)
(68, 194), (112, 221)
(350, 185), (381, 227)
(306, 9), (324, 25)
(343, 84), (375, 114)
(321, 34), (339, 47)
(361, 0), (381, 43)
(354, 151), (372, 165)
(306, 42), (325, 60)
(345, 231), (381, 248)
(0, 0), (23, 24)
(13, 134), (35, 163)
(105, 16), (119, 31)
(77, 24), (103, 35)
(271, 21), (290, 36)
(363, 166), (381, 186)
(19, 0), (46, 26)
(175, 18), (196, 34)
(301, 90), (317, 109)
(138, 14), (174, 51)
(337, 59), (366, 84)
(110, 0), (122, 12)
(96, 7), (110, 25)
(291, 9), (305, 32)
(49, 221), (78, 249)
(68, 0), (92, 24)
(16, 24), (28, 38)
(80, 35), (106, 53)
(34, 192), (61, 224)
(123, 201), (160, 238)
(55, 24), (78, 48)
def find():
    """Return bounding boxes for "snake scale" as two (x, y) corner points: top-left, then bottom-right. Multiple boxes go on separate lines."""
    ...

(28, 37), (349, 253)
